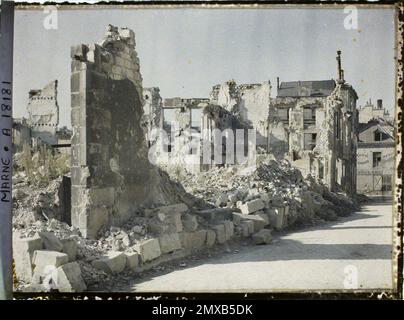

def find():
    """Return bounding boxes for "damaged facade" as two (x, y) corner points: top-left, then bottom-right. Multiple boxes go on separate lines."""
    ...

(271, 75), (358, 197)
(210, 80), (271, 149)
(12, 80), (72, 153)
(153, 97), (251, 173)
(152, 82), (267, 173)
(356, 100), (395, 194)
(27, 80), (59, 145)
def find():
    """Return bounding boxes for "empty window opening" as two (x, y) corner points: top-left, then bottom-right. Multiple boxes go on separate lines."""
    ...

(373, 152), (382, 168)
(277, 108), (289, 124)
(304, 133), (317, 150)
(303, 106), (316, 128)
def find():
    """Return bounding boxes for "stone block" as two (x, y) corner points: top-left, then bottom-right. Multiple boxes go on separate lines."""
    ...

(267, 207), (287, 231)
(260, 193), (270, 203)
(239, 199), (265, 214)
(206, 230), (216, 247)
(158, 233), (182, 254)
(87, 206), (109, 239)
(147, 220), (169, 235)
(70, 72), (81, 93)
(32, 251), (69, 283)
(124, 251), (140, 271)
(182, 214), (198, 232)
(179, 230), (207, 250)
(33, 250), (69, 269)
(91, 251), (126, 274)
(224, 220), (234, 240)
(155, 203), (188, 215)
(13, 234), (43, 282)
(60, 238), (78, 262)
(241, 220), (254, 237)
(232, 212), (267, 232)
(167, 213), (183, 233)
(195, 208), (234, 222)
(152, 211), (183, 233)
(257, 212), (270, 226)
(55, 262), (87, 292)
(38, 231), (63, 252)
(89, 187), (115, 207)
(71, 44), (88, 59)
(252, 229), (273, 245)
(212, 224), (226, 244)
(240, 223), (249, 237)
(133, 238), (162, 263)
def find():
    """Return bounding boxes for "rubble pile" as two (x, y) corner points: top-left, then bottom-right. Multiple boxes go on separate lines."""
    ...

(175, 155), (357, 227)
(13, 148), (70, 187)
(12, 165), (226, 292)
(13, 148), (70, 226)
(12, 151), (357, 293)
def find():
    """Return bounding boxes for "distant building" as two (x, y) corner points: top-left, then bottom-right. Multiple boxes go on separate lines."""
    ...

(358, 99), (392, 123)
(12, 80), (71, 154)
(27, 80), (59, 145)
(356, 118), (395, 195)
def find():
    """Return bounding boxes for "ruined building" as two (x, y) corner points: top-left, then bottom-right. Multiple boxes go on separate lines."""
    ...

(27, 80), (59, 145)
(148, 52), (359, 199)
(151, 95), (253, 173)
(210, 80), (271, 149)
(156, 97), (212, 172)
(152, 81), (269, 173)
(13, 80), (72, 153)
(357, 102), (395, 194)
(270, 52), (358, 197)
(70, 25), (178, 238)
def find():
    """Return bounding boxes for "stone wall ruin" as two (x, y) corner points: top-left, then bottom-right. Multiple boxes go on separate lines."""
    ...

(70, 25), (176, 238)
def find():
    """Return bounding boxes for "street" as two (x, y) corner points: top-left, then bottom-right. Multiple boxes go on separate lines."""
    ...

(125, 198), (393, 292)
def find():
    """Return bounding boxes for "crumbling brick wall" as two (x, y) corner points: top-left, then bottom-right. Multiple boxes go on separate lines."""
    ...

(27, 80), (59, 145)
(70, 25), (175, 238)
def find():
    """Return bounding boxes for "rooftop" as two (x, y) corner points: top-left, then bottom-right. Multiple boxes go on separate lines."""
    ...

(277, 80), (336, 98)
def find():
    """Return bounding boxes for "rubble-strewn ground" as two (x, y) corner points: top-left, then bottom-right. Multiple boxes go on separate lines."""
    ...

(12, 150), (359, 292)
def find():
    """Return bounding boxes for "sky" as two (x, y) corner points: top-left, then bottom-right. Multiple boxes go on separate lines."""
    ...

(13, 6), (396, 128)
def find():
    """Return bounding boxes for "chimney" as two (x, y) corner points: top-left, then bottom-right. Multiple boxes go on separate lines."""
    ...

(377, 99), (383, 109)
(336, 50), (343, 82)
(277, 77), (280, 91)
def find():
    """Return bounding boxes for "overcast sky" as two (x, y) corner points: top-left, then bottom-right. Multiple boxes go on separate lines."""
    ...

(13, 6), (396, 128)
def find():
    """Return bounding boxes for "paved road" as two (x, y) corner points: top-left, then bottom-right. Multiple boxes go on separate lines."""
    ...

(127, 198), (393, 292)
